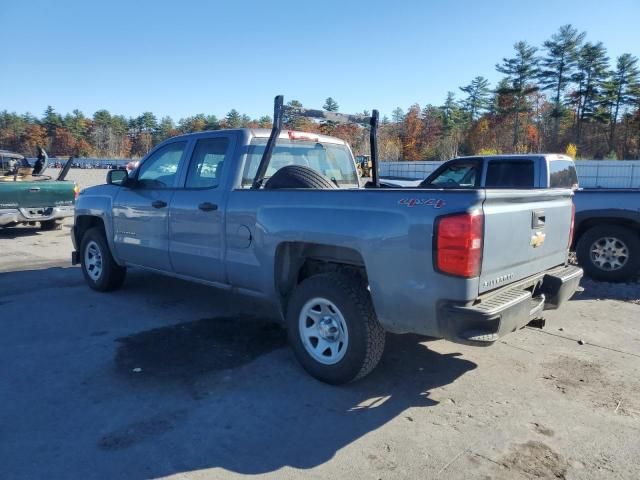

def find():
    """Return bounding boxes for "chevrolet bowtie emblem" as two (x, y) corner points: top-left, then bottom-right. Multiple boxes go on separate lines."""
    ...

(530, 232), (546, 248)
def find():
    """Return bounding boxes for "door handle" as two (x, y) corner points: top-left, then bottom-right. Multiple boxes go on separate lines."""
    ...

(532, 210), (545, 229)
(29, 187), (41, 192)
(198, 202), (218, 212)
(151, 200), (167, 209)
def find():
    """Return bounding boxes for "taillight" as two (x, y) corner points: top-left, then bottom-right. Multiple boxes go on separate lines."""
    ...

(568, 202), (575, 248)
(435, 211), (484, 278)
(73, 184), (80, 201)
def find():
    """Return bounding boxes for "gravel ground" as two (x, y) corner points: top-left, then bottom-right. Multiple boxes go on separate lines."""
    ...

(1, 222), (639, 480)
(47, 168), (110, 191)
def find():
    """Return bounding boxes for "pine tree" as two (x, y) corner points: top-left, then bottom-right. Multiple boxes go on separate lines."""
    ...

(572, 42), (609, 147)
(602, 54), (640, 151)
(155, 116), (176, 142)
(538, 25), (586, 147)
(459, 76), (491, 121)
(225, 109), (242, 128)
(496, 41), (539, 147)
(205, 115), (219, 130)
(323, 97), (339, 112)
(42, 106), (63, 138)
(391, 108), (405, 123)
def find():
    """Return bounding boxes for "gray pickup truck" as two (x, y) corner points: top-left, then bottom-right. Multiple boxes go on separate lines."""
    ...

(71, 98), (582, 384)
(573, 189), (640, 282)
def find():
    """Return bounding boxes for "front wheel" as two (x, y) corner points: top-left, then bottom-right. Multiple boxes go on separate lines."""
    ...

(80, 227), (127, 291)
(286, 272), (385, 384)
(576, 225), (640, 282)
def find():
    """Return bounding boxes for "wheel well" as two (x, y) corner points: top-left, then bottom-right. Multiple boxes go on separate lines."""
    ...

(574, 218), (640, 247)
(275, 242), (367, 308)
(74, 215), (105, 246)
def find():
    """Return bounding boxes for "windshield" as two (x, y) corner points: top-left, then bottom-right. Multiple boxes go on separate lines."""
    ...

(242, 139), (358, 187)
(421, 161), (480, 188)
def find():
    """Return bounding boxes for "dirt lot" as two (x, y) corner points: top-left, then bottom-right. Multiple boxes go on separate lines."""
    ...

(1, 221), (639, 480)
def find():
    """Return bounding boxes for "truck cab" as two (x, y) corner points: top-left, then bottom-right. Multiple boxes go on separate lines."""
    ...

(420, 154), (579, 190)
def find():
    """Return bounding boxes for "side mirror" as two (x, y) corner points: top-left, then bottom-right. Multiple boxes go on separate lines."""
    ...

(107, 169), (128, 185)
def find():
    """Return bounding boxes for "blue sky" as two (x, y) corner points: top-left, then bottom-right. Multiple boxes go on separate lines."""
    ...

(1, 0), (639, 121)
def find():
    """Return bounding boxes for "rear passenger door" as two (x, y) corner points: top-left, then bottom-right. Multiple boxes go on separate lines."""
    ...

(168, 134), (235, 284)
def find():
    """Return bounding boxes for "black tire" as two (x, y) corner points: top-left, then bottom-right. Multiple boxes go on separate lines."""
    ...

(80, 227), (126, 291)
(264, 165), (337, 190)
(286, 272), (385, 384)
(40, 219), (63, 231)
(576, 225), (640, 282)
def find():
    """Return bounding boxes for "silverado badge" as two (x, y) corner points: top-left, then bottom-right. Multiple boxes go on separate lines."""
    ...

(530, 231), (546, 248)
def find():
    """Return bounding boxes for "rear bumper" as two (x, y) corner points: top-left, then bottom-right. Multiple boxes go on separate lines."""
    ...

(0, 206), (74, 227)
(438, 265), (583, 345)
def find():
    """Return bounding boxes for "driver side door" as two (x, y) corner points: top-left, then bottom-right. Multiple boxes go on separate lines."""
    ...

(112, 141), (188, 271)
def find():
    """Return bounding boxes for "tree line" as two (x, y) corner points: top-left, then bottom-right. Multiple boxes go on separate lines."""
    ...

(1, 25), (638, 160)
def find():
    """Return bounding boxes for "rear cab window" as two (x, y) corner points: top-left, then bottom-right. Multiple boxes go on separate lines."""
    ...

(548, 159), (578, 189)
(485, 160), (534, 188)
(241, 138), (358, 188)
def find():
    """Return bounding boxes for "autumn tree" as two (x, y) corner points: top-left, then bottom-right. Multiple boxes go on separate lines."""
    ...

(19, 124), (48, 156)
(401, 104), (423, 160)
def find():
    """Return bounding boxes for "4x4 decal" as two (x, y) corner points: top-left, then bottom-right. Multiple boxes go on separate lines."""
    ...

(398, 198), (446, 209)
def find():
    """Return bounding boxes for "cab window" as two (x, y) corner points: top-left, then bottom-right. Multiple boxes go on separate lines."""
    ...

(485, 160), (534, 188)
(421, 161), (480, 188)
(185, 137), (230, 189)
(137, 142), (186, 188)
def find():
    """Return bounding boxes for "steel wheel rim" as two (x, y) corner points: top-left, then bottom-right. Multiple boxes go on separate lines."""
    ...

(84, 240), (103, 281)
(590, 236), (629, 271)
(298, 297), (349, 365)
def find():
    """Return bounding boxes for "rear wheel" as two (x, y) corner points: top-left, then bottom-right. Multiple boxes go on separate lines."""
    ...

(286, 272), (385, 384)
(40, 219), (63, 231)
(576, 225), (640, 282)
(80, 227), (126, 291)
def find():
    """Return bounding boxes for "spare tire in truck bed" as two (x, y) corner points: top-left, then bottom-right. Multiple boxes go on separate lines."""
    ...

(264, 165), (337, 189)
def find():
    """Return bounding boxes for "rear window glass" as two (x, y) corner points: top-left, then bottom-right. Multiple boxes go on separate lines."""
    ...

(549, 160), (578, 188)
(422, 161), (480, 188)
(485, 160), (534, 188)
(242, 139), (358, 187)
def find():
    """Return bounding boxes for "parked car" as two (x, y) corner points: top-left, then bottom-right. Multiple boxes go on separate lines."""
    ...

(0, 153), (78, 230)
(71, 98), (581, 384)
(573, 189), (640, 282)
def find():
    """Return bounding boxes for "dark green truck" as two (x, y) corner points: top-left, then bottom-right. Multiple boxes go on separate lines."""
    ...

(0, 151), (77, 230)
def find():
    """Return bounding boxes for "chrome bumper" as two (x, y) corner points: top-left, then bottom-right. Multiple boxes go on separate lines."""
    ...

(0, 206), (74, 227)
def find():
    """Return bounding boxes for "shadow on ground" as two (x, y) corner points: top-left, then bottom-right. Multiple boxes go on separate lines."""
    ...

(575, 276), (640, 303)
(1, 266), (477, 478)
(102, 327), (477, 476)
(0, 223), (72, 239)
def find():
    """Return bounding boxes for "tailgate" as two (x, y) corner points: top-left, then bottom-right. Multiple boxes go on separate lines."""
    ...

(479, 189), (572, 294)
(16, 181), (75, 208)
